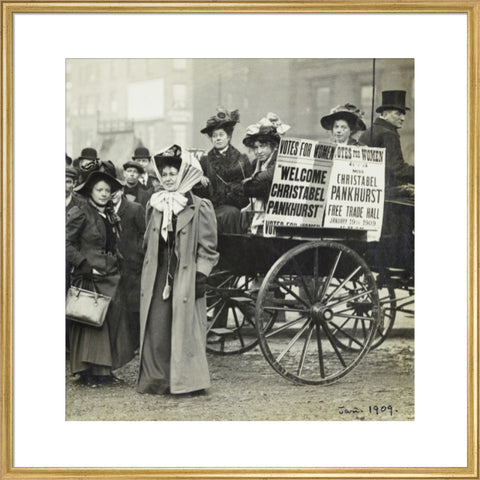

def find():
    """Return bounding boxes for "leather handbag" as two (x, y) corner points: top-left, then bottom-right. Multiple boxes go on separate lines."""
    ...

(66, 280), (111, 328)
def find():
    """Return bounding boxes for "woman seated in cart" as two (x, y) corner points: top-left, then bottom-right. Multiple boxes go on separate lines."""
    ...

(320, 103), (367, 145)
(241, 113), (290, 235)
(195, 107), (253, 234)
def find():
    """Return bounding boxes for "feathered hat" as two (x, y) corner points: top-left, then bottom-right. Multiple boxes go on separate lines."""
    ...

(242, 112), (291, 148)
(200, 107), (240, 135)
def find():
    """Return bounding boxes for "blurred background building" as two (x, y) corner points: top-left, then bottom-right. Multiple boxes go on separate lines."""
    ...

(66, 58), (414, 175)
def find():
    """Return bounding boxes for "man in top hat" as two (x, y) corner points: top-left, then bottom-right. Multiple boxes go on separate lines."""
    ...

(359, 90), (414, 277)
(359, 90), (414, 193)
(73, 147), (117, 186)
(131, 146), (159, 192)
(122, 160), (150, 208)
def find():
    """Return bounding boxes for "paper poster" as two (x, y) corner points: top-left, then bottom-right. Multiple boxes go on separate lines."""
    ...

(323, 145), (386, 240)
(264, 138), (334, 236)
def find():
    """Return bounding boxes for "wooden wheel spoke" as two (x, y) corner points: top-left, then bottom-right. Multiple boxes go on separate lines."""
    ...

(264, 306), (309, 313)
(231, 307), (245, 348)
(206, 298), (222, 312)
(275, 319), (312, 363)
(207, 302), (227, 331)
(317, 251), (342, 302)
(329, 320), (365, 348)
(291, 257), (314, 304)
(328, 289), (373, 309)
(315, 323), (325, 378)
(324, 266), (362, 303)
(333, 313), (374, 321)
(265, 314), (307, 338)
(321, 322), (347, 367)
(297, 323), (315, 377)
(274, 279), (310, 308)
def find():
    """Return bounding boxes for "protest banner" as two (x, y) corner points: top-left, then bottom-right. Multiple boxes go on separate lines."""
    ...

(323, 145), (386, 241)
(263, 138), (335, 236)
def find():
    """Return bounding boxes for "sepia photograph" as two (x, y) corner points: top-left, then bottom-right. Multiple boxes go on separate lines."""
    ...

(65, 58), (415, 421)
(3, 4), (476, 478)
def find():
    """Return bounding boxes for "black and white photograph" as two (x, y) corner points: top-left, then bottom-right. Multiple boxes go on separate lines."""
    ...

(65, 58), (415, 421)
(4, 6), (475, 476)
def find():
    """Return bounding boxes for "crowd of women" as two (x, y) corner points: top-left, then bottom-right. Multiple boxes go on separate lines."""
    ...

(66, 99), (409, 396)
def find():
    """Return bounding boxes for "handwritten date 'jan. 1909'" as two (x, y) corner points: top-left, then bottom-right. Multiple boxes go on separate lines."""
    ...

(338, 405), (398, 416)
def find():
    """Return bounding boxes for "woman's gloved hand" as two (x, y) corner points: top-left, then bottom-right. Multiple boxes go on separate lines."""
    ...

(195, 272), (208, 299)
(76, 259), (94, 279)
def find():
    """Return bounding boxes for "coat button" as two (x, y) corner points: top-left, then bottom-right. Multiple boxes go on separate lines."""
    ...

(183, 297), (187, 303)
(145, 259), (148, 265)
(181, 230), (187, 235)
(183, 265), (187, 269)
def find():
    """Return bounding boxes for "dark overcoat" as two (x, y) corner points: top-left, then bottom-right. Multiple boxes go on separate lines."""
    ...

(138, 194), (219, 393)
(196, 145), (253, 209)
(66, 202), (134, 373)
(358, 118), (414, 188)
(243, 150), (278, 205)
(116, 196), (146, 312)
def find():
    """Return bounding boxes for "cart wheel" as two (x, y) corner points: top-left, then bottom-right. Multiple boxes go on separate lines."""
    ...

(255, 241), (381, 385)
(371, 285), (397, 349)
(331, 281), (396, 352)
(206, 272), (259, 355)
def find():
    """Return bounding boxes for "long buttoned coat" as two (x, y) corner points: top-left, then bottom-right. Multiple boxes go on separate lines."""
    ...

(138, 193), (219, 393)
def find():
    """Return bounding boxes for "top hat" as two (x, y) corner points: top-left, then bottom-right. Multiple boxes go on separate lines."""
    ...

(320, 103), (366, 132)
(200, 108), (240, 135)
(153, 144), (182, 172)
(123, 161), (145, 174)
(242, 112), (291, 148)
(376, 90), (410, 114)
(132, 147), (151, 160)
(75, 171), (123, 197)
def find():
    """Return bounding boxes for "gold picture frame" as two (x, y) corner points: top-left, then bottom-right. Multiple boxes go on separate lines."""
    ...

(1, 1), (478, 479)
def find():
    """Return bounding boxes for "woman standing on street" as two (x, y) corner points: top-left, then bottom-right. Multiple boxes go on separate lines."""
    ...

(66, 171), (135, 386)
(320, 103), (366, 145)
(137, 145), (219, 395)
(195, 107), (253, 233)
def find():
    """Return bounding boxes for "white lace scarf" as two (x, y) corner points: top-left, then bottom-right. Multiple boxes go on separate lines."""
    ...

(150, 191), (188, 241)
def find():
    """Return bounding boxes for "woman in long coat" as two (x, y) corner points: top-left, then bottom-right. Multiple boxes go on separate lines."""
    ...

(194, 108), (253, 234)
(66, 171), (135, 386)
(137, 145), (219, 395)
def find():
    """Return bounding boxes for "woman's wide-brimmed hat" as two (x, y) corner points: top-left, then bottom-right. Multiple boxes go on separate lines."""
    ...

(320, 104), (366, 132)
(75, 171), (123, 197)
(123, 161), (145, 174)
(132, 146), (151, 160)
(200, 108), (240, 135)
(153, 144), (182, 172)
(375, 90), (410, 114)
(242, 112), (291, 148)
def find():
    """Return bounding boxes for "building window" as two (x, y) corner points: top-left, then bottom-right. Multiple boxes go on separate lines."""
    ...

(315, 86), (331, 113)
(172, 84), (187, 109)
(173, 59), (187, 70)
(172, 124), (187, 148)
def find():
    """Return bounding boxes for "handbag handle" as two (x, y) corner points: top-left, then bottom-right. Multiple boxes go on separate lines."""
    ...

(77, 277), (100, 305)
